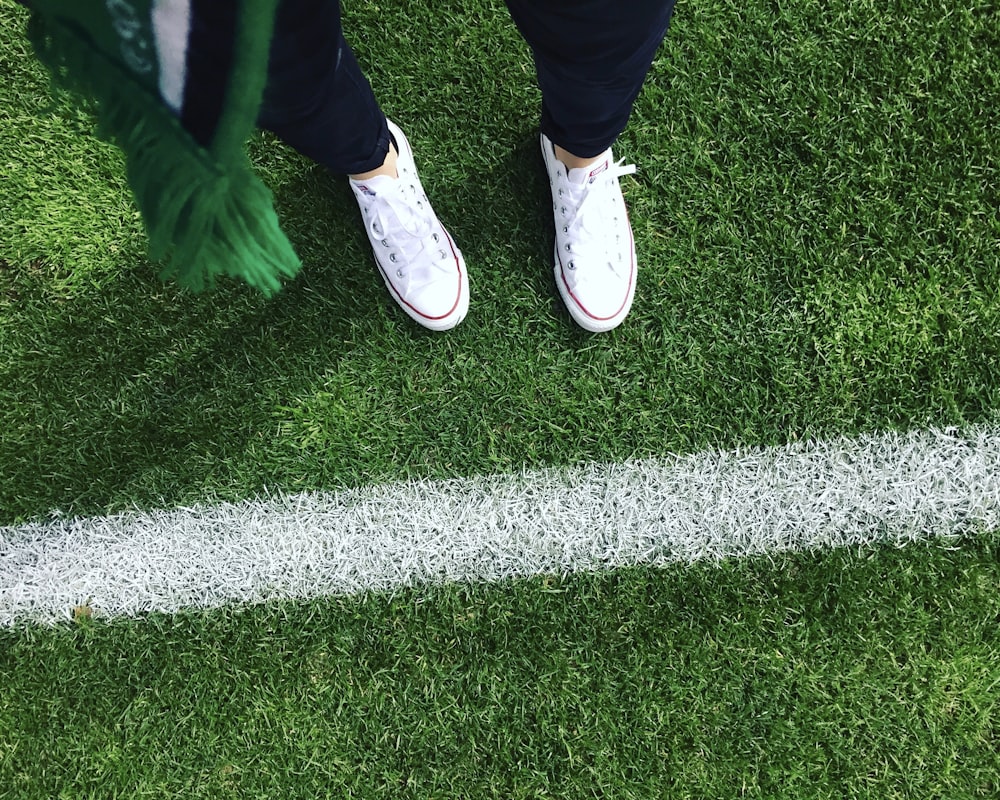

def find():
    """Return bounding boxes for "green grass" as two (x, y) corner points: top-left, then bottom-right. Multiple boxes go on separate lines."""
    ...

(1, 0), (998, 522)
(1, 1), (999, 796)
(0, 10), (146, 289)
(2, 534), (998, 799)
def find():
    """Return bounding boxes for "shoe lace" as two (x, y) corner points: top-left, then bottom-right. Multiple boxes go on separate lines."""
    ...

(557, 159), (636, 268)
(364, 180), (449, 281)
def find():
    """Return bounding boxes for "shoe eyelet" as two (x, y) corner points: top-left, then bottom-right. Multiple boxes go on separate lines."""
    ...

(432, 233), (439, 243)
(562, 226), (568, 234)
(389, 254), (398, 263)
(439, 250), (447, 259)
(558, 189), (564, 197)
(396, 269), (404, 278)
(568, 261), (576, 270)
(565, 244), (571, 252)
(381, 239), (389, 247)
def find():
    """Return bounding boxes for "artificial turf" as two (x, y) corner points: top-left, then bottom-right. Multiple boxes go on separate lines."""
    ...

(2, 533), (998, 799)
(1, 1), (999, 796)
(1, 0), (998, 522)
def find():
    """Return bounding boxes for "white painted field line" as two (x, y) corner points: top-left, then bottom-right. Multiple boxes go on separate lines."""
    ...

(2, 425), (999, 626)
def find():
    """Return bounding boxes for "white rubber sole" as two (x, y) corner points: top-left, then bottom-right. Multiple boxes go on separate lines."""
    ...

(356, 119), (469, 332)
(541, 133), (636, 333)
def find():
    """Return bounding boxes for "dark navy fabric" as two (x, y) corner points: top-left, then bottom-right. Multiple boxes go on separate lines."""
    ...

(186, 0), (675, 171)
(256, 0), (390, 174)
(181, 0), (238, 148)
(505, 0), (677, 157)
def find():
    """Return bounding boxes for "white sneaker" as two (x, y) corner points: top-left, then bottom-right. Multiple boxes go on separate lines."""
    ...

(350, 119), (468, 331)
(541, 132), (637, 333)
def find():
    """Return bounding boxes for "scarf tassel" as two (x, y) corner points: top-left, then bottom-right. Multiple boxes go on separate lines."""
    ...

(28, 11), (301, 295)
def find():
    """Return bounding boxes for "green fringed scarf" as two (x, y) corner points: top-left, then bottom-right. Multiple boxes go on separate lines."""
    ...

(24, 0), (301, 294)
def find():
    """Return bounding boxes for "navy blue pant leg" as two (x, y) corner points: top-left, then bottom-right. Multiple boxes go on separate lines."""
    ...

(183, 0), (389, 174)
(256, 0), (390, 175)
(504, 0), (677, 158)
(185, 0), (672, 170)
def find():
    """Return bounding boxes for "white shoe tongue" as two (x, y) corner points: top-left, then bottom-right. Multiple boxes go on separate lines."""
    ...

(567, 157), (610, 185)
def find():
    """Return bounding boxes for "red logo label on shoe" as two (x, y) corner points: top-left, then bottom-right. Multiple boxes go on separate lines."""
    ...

(356, 184), (376, 196)
(588, 161), (609, 179)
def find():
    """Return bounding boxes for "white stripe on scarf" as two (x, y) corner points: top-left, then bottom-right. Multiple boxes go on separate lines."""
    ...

(151, 0), (192, 113)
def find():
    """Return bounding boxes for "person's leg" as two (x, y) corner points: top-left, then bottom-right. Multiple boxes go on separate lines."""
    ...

(505, 0), (676, 332)
(264, 0), (467, 328)
(186, 0), (467, 329)
(505, 0), (676, 161)
(181, 0), (389, 175)
(255, 0), (393, 176)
